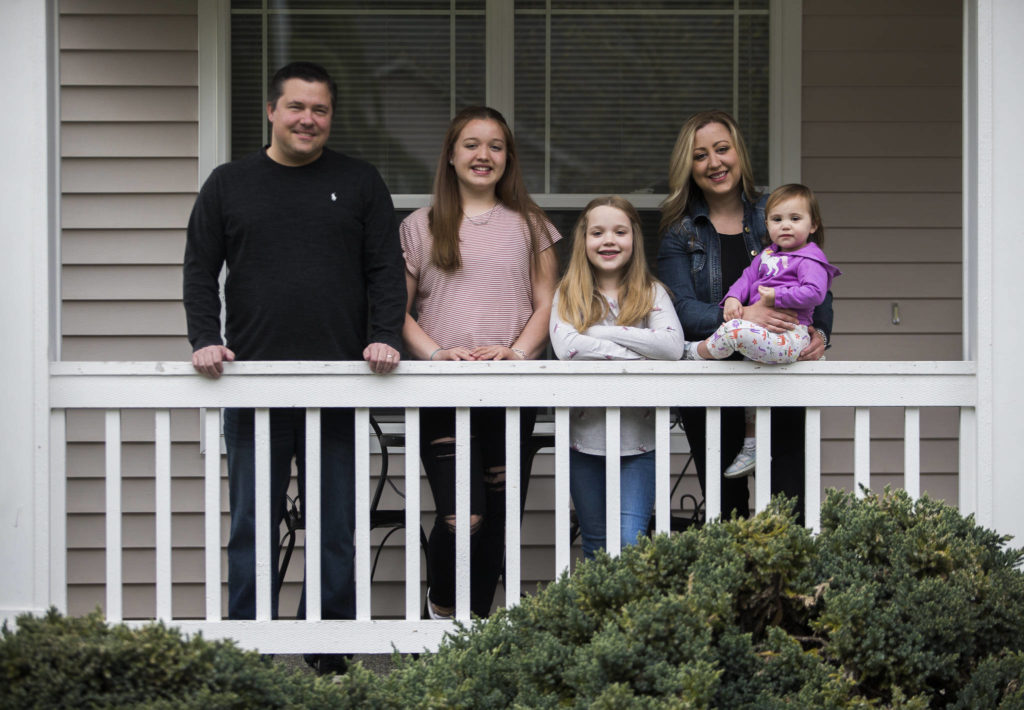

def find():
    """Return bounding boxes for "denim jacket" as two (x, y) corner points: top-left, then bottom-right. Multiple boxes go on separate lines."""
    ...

(657, 192), (834, 342)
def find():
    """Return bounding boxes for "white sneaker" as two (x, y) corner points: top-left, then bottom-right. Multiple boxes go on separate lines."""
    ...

(425, 588), (453, 620)
(724, 448), (756, 478)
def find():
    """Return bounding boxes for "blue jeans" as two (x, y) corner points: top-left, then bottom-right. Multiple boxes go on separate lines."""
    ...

(569, 449), (656, 559)
(223, 408), (355, 620)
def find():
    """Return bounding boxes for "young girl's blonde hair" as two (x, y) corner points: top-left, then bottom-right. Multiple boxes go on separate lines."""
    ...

(557, 196), (660, 331)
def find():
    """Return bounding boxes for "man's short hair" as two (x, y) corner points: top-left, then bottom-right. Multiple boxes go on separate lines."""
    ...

(268, 61), (337, 111)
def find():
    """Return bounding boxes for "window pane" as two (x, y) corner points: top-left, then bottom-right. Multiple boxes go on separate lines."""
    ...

(738, 14), (770, 186)
(230, 5), (485, 193)
(513, 14), (547, 193)
(231, 13), (263, 162)
(247, 1), (484, 9)
(518, 0), (736, 8)
(231, 1), (769, 197)
(516, 10), (768, 194)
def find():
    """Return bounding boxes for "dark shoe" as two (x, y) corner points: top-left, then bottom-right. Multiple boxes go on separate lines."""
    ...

(304, 653), (349, 676)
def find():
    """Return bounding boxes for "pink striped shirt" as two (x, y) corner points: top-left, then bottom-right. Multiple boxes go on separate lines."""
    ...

(401, 204), (561, 352)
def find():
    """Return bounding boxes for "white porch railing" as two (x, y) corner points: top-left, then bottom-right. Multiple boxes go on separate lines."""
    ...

(47, 360), (978, 654)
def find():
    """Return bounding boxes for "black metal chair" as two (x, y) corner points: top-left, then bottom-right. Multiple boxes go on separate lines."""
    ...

(277, 414), (431, 598)
(366, 416), (431, 583)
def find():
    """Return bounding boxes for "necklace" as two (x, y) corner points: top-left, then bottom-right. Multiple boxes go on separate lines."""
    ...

(463, 204), (499, 225)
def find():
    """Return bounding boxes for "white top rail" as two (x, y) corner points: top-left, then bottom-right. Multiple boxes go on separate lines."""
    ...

(50, 361), (977, 409)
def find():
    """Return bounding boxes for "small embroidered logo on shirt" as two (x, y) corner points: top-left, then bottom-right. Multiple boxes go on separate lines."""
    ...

(330, 192), (337, 201)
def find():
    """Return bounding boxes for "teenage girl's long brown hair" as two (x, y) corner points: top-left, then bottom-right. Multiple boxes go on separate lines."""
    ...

(428, 106), (549, 272)
(557, 196), (660, 331)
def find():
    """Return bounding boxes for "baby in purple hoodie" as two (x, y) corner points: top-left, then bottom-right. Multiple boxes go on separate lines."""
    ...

(689, 183), (841, 477)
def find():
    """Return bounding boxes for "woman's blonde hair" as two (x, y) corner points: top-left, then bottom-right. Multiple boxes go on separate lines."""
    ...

(557, 196), (660, 331)
(765, 183), (827, 247)
(428, 106), (548, 272)
(659, 109), (759, 234)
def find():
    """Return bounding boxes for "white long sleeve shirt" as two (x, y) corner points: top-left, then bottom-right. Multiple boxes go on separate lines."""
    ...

(549, 284), (685, 455)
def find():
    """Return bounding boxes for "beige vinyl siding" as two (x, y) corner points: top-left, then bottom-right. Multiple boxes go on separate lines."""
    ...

(63, 158), (198, 193)
(803, 0), (963, 503)
(63, 302), (185, 336)
(60, 0), (198, 359)
(803, 0), (962, 364)
(59, 1), (205, 617)
(62, 230), (186, 264)
(62, 123), (198, 157)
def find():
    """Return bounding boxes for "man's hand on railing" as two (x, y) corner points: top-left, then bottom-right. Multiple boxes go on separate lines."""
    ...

(364, 342), (401, 374)
(191, 345), (235, 379)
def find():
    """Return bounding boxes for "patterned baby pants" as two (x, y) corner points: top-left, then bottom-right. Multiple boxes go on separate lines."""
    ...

(706, 319), (810, 364)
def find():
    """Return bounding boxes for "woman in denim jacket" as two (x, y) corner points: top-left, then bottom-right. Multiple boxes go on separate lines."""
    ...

(656, 110), (833, 523)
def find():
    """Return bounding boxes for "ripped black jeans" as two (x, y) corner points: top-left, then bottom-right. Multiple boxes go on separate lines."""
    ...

(419, 407), (537, 617)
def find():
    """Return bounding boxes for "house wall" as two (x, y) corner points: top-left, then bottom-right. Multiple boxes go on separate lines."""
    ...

(60, 0), (196, 363)
(59, 0), (205, 617)
(804, 0), (963, 363)
(57, 0), (966, 619)
(804, 0), (963, 516)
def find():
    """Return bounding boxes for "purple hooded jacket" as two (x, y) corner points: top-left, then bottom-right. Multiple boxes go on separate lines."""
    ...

(721, 242), (841, 326)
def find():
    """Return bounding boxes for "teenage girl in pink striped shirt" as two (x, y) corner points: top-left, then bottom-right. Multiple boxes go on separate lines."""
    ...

(400, 107), (561, 619)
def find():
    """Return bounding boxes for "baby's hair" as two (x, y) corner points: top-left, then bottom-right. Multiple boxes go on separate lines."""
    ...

(557, 195), (659, 331)
(765, 183), (826, 247)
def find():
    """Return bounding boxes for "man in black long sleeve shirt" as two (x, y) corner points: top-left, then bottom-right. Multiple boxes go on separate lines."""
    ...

(182, 62), (406, 674)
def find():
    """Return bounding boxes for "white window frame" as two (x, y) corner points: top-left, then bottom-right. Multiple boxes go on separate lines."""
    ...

(199, 0), (232, 187)
(198, 0), (803, 210)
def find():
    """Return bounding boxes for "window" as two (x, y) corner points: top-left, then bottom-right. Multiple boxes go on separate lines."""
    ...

(514, 1), (768, 197)
(228, 0), (774, 210)
(231, 1), (486, 195)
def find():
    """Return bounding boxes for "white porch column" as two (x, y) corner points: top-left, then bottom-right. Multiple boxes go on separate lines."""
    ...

(968, 0), (1024, 544)
(0, 1), (56, 621)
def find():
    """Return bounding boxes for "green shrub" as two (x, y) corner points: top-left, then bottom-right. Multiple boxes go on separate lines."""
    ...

(952, 651), (1024, 709)
(0, 609), (348, 709)
(5, 490), (1024, 708)
(356, 490), (1024, 708)
(813, 490), (1024, 704)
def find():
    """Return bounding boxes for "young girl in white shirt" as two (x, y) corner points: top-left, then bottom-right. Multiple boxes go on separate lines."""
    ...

(550, 196), (685, 558)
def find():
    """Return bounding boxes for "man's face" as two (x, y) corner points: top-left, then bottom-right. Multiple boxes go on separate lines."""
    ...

(266, 78), (333, 166)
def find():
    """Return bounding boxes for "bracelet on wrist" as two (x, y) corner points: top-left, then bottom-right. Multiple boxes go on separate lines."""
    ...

(429, 348), (442, 360)
(511, 347), (527, 360)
